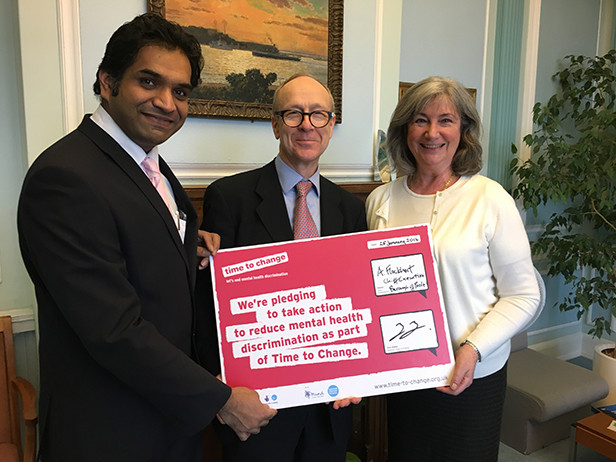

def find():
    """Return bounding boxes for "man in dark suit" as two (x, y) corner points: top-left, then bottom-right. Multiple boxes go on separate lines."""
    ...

(17, 13), (275, 462)
(197, 74), (367, 462)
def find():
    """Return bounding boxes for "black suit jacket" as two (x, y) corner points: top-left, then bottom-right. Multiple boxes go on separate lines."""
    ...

(201, 159), (367, 245)
(195, 159), (367, 450)
(18, 116), (230, 462)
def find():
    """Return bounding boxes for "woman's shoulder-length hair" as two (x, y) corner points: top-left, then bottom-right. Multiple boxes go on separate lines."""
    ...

(387, 76), (482, 177)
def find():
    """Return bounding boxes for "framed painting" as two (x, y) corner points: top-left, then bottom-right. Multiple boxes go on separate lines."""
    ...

(148, 0), (343, 122)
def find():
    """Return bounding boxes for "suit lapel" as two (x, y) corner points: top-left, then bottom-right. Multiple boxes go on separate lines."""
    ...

(255, 161), (294, 242)
(79, 117), (191, 268)
(160, 158), (195, 260)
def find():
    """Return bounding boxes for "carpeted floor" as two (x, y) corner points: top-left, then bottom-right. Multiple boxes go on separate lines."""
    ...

(499, 438), (612, 461)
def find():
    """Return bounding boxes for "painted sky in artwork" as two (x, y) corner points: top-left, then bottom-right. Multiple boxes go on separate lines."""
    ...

(165, 0), (329, 57)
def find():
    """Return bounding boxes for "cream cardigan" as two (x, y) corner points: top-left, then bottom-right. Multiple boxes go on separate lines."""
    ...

(366, 175), (540, 378)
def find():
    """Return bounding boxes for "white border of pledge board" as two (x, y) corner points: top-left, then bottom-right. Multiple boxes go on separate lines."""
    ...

(210, 224), (455, 409)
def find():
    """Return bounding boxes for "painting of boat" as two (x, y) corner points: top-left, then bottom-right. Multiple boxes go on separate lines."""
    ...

(252, 49), (300, 61)
(210, 38), (233, 50)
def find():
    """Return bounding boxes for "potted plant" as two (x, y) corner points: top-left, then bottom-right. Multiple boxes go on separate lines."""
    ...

(510, 50), (616, 404)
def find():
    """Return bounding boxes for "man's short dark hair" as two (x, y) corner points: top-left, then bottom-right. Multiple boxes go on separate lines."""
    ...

(93, 13), (204, 96)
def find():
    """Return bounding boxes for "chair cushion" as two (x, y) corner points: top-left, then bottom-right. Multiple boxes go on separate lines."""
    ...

(507, 348), (609, 422)
(510, 331), (528, 352)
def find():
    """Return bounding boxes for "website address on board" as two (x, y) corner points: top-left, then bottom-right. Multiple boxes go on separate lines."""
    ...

(373, 376), (447, 390)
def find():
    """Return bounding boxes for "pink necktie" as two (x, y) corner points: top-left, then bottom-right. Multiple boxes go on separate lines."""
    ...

(141, 156), (173, 214)
(293, 180), (319, 240)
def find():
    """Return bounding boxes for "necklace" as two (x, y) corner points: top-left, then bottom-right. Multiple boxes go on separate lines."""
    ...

(408, 172), (456, 194)
(442, 173), (455, 191)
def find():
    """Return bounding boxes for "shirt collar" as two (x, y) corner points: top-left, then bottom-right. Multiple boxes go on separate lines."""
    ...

(275, 155), (320, 196)
(90, 105), (160, 166)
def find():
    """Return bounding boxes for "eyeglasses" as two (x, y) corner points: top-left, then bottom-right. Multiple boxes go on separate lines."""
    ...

(274, 110), (333, 128)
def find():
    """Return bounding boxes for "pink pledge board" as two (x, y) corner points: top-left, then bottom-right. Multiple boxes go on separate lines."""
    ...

(210, 224), (455, 409)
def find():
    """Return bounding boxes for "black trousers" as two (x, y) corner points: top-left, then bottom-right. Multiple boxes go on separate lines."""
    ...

(217, 404), (350, 462)
(387, 364), (507, 462)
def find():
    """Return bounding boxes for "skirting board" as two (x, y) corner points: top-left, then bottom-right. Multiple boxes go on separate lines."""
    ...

(529, 332), (582, 361)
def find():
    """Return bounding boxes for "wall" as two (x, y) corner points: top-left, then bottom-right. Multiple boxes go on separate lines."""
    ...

(0, 0), (39, 387)
(77, 0), (394, 184)
(399, 0), (488, 96)
(534, 0), (602, 104)
(399, 0), (491, 172)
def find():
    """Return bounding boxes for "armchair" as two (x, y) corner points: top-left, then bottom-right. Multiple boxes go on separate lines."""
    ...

(0, 315), (37, 462)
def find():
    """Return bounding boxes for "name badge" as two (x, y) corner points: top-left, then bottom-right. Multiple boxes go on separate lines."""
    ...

(177, 210), (187, 242)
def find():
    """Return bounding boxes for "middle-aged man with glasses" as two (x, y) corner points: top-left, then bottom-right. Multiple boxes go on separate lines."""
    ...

(194, 74), (367, 462)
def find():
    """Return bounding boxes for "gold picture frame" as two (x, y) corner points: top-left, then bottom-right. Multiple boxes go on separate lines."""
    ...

(148, 0), (343, 122)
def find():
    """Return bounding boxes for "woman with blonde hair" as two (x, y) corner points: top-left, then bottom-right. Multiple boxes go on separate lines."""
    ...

(366, 76), (540, 461)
